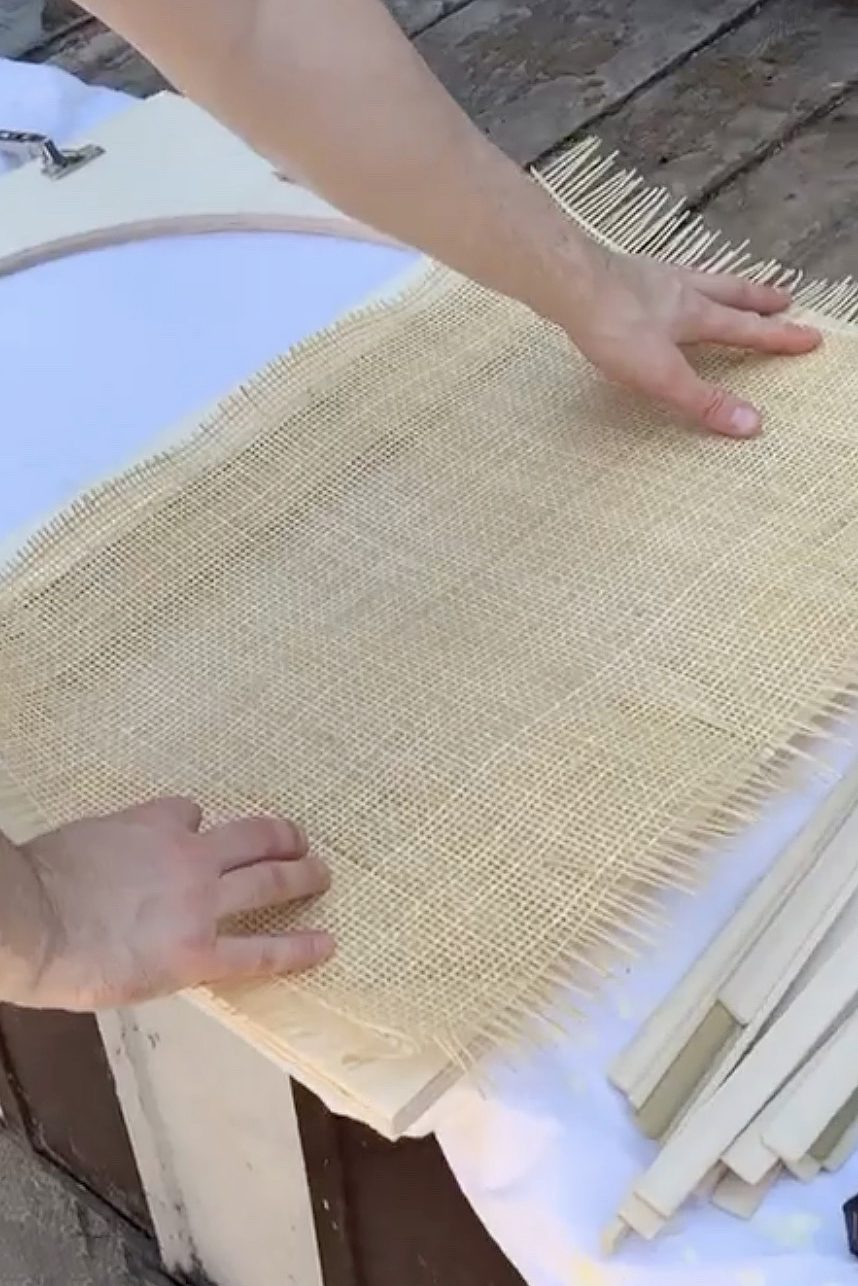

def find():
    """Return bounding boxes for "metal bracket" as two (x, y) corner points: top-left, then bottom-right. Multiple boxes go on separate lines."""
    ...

(0, 128), (104, 180)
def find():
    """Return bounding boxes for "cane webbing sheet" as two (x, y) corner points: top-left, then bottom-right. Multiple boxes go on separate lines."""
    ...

(1, 144), (858, 1062)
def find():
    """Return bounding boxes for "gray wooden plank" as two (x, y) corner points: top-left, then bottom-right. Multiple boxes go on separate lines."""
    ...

(415, 0), (764, 164)
(0, 0), (47, 57)
(12, 0), (470, 91)
(41, 0), (85, 33)
(387, 0), (472, 36)
(588, 0), (857, 207)
(24, 20), (169, 96)
(0, 0), (87, 57)
(701, 87), (858, 281)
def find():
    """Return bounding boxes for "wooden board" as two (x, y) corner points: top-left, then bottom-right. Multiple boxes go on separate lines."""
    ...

(15, 0), (765, 167)
(0, 1), (47, 57)
(0, 87), (461, 1141)
(704, 84), (858, 281)
(0, 90), (398, 280)
(0, 1005), (149, 1227)
(415, 0), (763, 163)
(22, 17), (169, 97)
(627, 908), (858, 1220)
(591, 0), (858, 206)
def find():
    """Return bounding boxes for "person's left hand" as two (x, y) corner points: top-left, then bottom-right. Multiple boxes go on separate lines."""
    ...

(2, 796), (333, 1011)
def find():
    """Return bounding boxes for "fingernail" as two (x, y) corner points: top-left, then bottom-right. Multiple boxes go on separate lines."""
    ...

(791, 322), (823, 344)
(312, 856), (333, 889)
(729, 405), (761, 438)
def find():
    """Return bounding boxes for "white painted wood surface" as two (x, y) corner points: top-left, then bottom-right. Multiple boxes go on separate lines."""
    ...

(98, 999), (323, 1286)
(0, 89), (397, 281)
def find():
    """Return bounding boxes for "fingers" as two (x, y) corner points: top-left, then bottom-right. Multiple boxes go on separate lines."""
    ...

(118, 795), (204, 833)
(217, 853), (330, 917)
(642, 344), (763, 438)
(685, 272), (793, 315)
(197, 816), (309, 872)
(201, 930), (335, 982)
(694, 300), (822, 356)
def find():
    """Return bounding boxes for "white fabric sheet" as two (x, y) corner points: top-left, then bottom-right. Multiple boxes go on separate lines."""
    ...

(2, 56), (857, 1286)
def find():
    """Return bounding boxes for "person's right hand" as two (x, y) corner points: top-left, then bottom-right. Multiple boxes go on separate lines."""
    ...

(560, 248), (822, 438)
(2, 796), (333, 1012)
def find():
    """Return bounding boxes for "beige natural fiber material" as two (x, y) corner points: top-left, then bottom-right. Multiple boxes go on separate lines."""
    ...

(1, 139), (858, 1067)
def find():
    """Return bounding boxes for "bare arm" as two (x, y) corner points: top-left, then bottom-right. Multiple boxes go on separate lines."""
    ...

(80, 0), (820, 435)
(83, 0), (597, 329)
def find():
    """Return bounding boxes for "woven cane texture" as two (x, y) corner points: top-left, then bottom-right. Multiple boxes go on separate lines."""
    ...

(1, 151), (858, 1061)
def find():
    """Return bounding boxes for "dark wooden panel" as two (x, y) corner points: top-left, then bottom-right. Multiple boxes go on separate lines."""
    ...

(0, 1024), (27, 1131)
(341, 1121), (525, 1286)
(587, 0), (857, 205)
(296, 1083), (525, 1286)
(293, 1085), (360, 1286)
(415, 0), (764, 163)
(0, 1006), (150, 1230)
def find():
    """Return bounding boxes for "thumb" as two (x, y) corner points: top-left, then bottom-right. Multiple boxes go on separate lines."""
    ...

(648, 345), (762, 439)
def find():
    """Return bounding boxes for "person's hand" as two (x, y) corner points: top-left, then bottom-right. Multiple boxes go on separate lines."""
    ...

(1, 797), (333, 1012)
(562, 249), (822, 438)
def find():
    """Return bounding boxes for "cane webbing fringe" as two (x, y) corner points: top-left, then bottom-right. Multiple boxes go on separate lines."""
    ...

(1, 138), (857, 1066)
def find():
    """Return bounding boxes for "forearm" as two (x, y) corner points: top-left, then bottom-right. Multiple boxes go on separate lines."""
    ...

(81, 0), (598, 326)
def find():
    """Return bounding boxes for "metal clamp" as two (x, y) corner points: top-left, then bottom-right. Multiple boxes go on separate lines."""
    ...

(0, 128), (104, 180)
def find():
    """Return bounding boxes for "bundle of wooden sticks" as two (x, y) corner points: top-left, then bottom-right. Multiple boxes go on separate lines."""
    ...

(602, 760), (858, 1251)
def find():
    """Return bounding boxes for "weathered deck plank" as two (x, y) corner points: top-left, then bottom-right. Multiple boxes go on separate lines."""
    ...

(0, 0), (88, 59)
(415, 0), (763, 163)
(703, 88), (858, 279)
(13, 0), (764, 166)
(0, 2), (44, 57)
(387, 0), (472, 36)
(0, 0), (471, 67)
(589, 0), (857, 208)
(23, 20), (167, 95)
(580, 0), (857, 278)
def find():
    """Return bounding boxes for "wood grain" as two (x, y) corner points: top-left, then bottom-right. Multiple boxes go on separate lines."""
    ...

(590, 0), (856, 201)
(24, 21), (169, 96)
(703, 87), (858, 279)
(415, 0), (765, 163)
(386, 0), (472, 36)
(0, 0), (46, 58)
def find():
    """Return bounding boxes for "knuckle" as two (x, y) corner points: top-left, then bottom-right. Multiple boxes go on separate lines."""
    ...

(271, 817), (308, 856)
(290, 854), (331, 896)
(259, 862), (296, 903)
(698, 384), (731, 427)
(237, 815), (307, 859)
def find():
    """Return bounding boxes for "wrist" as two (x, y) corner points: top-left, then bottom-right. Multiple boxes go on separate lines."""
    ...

(516, 209), (607, 333)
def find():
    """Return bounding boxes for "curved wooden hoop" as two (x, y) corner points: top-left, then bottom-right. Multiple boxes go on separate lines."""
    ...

(0, 210), (403, 279)
(0, 212), (402, 280)
(0, 89), (404, 280)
